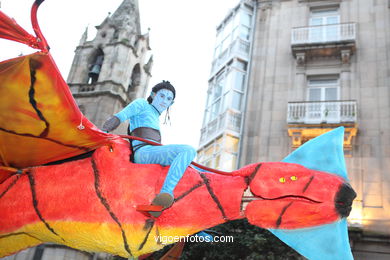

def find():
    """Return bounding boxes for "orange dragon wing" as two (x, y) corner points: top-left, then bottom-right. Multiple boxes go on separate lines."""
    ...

(0, 1), (113, 180)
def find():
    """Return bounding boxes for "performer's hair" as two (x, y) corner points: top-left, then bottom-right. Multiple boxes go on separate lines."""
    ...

(147, 80), (176, 104)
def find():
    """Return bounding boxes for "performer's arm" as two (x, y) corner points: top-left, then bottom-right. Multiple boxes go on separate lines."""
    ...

(102, 116), (120, 132)
(102, 99), (145, 132)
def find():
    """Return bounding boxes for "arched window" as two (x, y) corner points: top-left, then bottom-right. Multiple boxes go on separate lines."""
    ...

(129, 64), (141, 90)
(113, 29), (119, 41)
(88, 48), (104, 84)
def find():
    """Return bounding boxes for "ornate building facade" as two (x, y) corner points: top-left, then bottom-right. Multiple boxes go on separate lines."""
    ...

(199, 0), (390, 259)
(238, 0), (390, 259)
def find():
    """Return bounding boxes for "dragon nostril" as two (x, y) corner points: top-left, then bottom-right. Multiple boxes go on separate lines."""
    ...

(335, 183), (357, 218)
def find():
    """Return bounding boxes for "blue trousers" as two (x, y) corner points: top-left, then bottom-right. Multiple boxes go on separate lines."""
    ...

(134, 144), (196, 195)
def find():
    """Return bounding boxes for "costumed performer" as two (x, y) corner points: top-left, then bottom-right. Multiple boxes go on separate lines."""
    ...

(102, 80), (196, 217)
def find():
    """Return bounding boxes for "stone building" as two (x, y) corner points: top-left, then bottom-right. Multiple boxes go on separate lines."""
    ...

(1, 0), (151, 259)
(67, 0), (152, 133)
(199, 0), (390, 259)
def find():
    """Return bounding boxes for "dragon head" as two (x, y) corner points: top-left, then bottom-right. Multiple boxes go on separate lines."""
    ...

(241, 162), (356, 229)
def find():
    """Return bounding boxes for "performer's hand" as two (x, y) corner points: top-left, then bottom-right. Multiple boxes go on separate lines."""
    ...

(102, 116), (120, 132)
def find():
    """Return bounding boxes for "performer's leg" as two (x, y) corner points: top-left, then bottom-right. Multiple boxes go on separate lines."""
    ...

(160, 145), (196, 195)
(134, 144), (196, 216)
(134, 144), (196, 195)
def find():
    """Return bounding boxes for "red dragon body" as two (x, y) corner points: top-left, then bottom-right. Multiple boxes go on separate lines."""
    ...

(0, 138), (354, 258)
(0, 1), (356, 259)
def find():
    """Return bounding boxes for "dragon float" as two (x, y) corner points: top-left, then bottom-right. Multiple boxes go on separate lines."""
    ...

(0, 1), (356, 259)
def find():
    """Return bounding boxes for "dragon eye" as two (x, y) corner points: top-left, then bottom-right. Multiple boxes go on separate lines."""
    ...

(291, 176), (298, 181)
(279, 177), (286, 183)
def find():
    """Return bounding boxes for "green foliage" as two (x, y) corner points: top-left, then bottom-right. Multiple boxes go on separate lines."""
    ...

(145, 219), (304, 260)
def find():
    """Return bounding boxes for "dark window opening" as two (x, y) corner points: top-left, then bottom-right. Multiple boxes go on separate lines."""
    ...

(113, 29), (119, 41)
(128, 63), (141, 91)
(88, 48), (104, 84)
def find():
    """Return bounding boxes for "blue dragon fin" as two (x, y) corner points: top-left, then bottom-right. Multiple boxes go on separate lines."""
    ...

(282, 126), (348, 181)
(269, 219), (353, 260)
(268, 127), (353, 260)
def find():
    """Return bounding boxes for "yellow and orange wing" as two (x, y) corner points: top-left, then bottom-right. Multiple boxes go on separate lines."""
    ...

(0, 1), (113, 173)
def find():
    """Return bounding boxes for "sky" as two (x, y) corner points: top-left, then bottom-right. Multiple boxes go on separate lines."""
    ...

(0, 0), (240, 148)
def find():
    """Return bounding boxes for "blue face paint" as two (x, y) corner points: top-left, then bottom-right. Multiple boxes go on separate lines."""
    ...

(151, 89), (174, 114)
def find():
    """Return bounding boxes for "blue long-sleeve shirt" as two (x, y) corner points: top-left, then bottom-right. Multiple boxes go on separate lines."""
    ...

(115, 98), (161, 146)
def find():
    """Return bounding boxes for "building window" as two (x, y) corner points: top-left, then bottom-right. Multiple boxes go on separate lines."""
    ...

(309, 8), (340, 42)
(226, 135), (239, 153)
(232, 91), (242, 111)
(239, 12), (251, 40)
(88, 48), (104, 84)
(199, 140), (220, 168)
(113, 29), (119, 41)
(210, 73), (225, 121)
(213, 8), (252, 62)
(198, 135), (238, 171)
(203, 67), (246, 127)
(230, 70), (245, 111)
(306, 77), (340, 123)
(240, 25), (250, 40)
(234, 59), (247, 71)
(129, 63), (141, 91)
(307, 78), (339, 101)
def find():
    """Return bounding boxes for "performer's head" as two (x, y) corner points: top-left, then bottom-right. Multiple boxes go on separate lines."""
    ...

(147, 80), (175, 113)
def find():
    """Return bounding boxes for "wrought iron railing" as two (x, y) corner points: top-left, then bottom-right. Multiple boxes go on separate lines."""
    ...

(287, 100), (357, 124)
(291, 22), (356, 45)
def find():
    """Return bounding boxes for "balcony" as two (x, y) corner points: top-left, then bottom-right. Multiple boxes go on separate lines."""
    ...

(287, 100), (357, 124)
(287, 100), (358, 153)
(291, 23), (356, 64)
(200, 109), (241, 146)
(211, 38), (250, 74)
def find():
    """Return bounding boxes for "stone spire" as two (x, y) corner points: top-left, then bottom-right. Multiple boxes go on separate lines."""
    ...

(79, 26), (88, 45)
(110, 0), (141, 35)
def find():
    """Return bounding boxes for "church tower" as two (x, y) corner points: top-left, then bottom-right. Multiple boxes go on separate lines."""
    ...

(67, 0), (153, 133)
